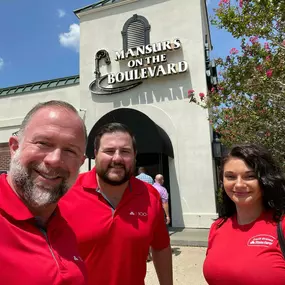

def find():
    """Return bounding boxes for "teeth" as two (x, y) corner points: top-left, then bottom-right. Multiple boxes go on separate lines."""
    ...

(40, 173), (59, 180)
(34, 169), (60, 180)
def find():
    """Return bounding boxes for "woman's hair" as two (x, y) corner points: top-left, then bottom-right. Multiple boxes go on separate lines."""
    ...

(218, 144), (285, 223)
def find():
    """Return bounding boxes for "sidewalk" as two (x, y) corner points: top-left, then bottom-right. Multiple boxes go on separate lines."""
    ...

(146, 247), (207, 285)
(169, 227), (209, 247)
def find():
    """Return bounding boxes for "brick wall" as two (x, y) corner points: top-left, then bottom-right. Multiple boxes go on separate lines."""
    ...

(0, 143), (10, 171)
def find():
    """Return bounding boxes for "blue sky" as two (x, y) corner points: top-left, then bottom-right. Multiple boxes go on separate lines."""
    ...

(0, 0), (239, 88)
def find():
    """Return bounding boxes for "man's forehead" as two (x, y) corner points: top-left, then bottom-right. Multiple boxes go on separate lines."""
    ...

(23, 107), (84, 140)
(32, 106), (72, 119)
(101, 131), (131, 140)
(100, 131), (132, 146)
(26, 107), (80, 127)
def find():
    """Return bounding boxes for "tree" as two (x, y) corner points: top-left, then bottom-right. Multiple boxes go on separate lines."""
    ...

(192, 0), (285, 168)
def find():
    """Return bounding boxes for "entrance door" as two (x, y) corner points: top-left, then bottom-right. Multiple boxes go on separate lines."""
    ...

(136, 153), (172, 226)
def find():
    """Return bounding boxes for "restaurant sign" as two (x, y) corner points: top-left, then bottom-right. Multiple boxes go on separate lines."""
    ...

(89, 39), (188, 95)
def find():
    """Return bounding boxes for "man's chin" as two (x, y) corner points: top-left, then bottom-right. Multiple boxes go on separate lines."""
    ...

(103, 175), (128, 186)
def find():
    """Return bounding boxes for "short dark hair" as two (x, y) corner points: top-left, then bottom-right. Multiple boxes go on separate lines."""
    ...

(17, 100), (87, 142)
(94, 122), (137, 153)
(218, 144), (285, 223)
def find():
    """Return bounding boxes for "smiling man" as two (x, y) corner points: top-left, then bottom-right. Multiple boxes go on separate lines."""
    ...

(0, 100), (87, 285)
(60, 122), (173, 285)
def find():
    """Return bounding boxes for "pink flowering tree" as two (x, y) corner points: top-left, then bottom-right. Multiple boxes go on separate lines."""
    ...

(195, 0), (285, 167)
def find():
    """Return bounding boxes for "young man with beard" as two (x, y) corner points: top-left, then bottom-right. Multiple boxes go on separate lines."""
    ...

(60, 122), (173, 285)
(0, 100), (87, 285)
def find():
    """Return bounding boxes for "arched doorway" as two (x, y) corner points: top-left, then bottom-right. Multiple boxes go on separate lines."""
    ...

(86, 108), (174, 223)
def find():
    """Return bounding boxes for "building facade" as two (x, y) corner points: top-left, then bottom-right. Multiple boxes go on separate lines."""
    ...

(0, 0), (218, 228)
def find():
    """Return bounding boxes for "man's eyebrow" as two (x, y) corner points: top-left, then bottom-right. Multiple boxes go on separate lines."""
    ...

(32, 135), (82, 151)
(66, 143), (81, 151)
(31, 135), (50, 141)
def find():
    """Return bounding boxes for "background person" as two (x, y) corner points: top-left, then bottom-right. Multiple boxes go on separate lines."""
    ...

(203, 144), (285, 285)
(136, 166), (154, 185)
(60, 122), (173, 285)
(0, 100), (87, 284)
(153, 174), (170, 225)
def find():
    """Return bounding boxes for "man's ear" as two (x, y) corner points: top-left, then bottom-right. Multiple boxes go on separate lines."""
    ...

(9, 136), (19, 156)
(81, 154), (86, 166)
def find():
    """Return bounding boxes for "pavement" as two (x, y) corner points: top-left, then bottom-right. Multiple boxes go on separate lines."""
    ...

(169, 227), (209, 247)
(145, 228), (210, 284)
(145, 246), (207, 285)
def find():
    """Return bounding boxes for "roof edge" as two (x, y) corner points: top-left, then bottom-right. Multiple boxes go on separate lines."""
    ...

(74, 0), (137, 18)
(204, 0), (213, 50)
(0, 75), (80, 97)
(74, 0), (114, 17)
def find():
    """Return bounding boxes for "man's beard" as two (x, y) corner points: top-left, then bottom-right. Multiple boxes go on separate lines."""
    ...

(96, 162), (134, 186)
(9, 150), (74, 208)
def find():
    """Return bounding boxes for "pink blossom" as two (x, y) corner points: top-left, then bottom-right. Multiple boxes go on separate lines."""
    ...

(199, 92), (205, 100)
(219, 0), (230, 5)
(188, 89), (195, 97)
(282, 40), (285, 46)
(250, 36), (259, 44)
(211, 87), (216, 92)
(239, 0), (243, 8)
(229, 48), (238, 55)
(265, 55), (271, 61)
(256, 65), (263, 72)
(264, 42), (270, 51)
(266, 69), (273, 78)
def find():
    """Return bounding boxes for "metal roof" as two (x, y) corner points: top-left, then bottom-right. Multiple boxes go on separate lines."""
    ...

(0, 75), (80, 97)
(74, 0), (120, 16)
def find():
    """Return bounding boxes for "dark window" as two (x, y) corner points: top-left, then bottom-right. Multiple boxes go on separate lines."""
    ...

(122, 14), (150, 51)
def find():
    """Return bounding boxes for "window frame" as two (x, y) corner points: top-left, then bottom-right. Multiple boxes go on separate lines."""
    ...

(121, 14), (151, 52)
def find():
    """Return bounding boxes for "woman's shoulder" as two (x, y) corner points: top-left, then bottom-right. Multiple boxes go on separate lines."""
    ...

(208, 217), (231, 239)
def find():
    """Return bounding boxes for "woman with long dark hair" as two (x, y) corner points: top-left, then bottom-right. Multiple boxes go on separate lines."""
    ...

(203, 144), (285, 285)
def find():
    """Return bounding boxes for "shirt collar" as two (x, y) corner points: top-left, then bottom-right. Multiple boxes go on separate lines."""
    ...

(0, 174), (34, 220)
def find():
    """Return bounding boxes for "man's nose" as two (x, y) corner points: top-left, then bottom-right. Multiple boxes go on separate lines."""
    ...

(43, 149), (63, 167)
(112, 150), (123, 161)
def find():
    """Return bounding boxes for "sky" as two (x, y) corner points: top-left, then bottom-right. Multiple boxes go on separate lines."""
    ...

(0, 0), (239, 88)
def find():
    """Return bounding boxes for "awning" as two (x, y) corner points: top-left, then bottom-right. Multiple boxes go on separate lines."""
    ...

(86, 108), (174, 159)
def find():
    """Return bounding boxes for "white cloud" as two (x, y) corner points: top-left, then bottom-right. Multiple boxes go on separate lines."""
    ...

(0, 58), (4, 70)
(59, 23), (80, 52)
(57, 9), (66, 18)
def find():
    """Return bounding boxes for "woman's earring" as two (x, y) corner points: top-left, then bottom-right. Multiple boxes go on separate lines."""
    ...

(268, 200), (275, 208)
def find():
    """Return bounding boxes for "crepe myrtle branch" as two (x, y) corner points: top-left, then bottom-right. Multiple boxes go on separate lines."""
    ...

(187, 89), (205, 103)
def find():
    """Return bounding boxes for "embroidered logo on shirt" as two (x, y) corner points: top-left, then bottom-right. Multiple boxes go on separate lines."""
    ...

(129, 211), (148, 216)
(73, 255), (83, 261)
(138, 212), (148, 216)
(247, 234), (275, 247)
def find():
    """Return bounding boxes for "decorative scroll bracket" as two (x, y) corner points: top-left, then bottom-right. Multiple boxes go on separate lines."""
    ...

(89, 49), (142, 95)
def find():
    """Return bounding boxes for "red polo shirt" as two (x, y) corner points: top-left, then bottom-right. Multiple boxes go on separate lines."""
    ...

(203, 212), (285, 285)
(0, 174), (87, 285)
(60, 167), (170, 285)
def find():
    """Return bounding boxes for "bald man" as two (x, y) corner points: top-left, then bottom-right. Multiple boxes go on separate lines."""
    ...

(0, 100), (87, 284)
(153, 174), (170, 225)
